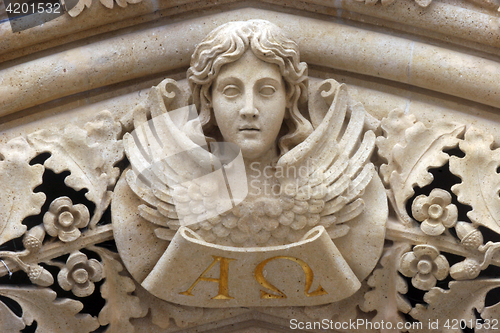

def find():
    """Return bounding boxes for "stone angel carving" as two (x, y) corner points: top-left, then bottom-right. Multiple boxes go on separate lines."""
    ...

(113, 20), (387, 306)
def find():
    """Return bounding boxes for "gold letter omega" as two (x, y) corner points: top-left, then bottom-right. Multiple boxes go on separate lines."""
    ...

(179, 255), (235, 300)
(254, 256), (328, 299)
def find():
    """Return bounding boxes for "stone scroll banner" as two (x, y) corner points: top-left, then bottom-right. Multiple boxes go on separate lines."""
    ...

(141, 226), (361, 307)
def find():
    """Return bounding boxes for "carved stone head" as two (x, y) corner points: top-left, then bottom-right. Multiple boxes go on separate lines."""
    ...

(187, 20), (313, 157)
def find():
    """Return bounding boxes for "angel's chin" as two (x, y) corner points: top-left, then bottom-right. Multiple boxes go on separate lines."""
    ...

(241, 149), (263, 160)
(225, 132), (278, 162)
(240, 147), (277, 164)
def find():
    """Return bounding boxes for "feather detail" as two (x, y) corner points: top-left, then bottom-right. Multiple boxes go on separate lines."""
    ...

(277, 80), (376, 242)
(138, 204), (169, 227)
(346, 163), (375, 202)
(321, 196), (347, 216)
(326, 225), (350, 239)
(154, 228), (176, 241)
(125, 169), (160, 207)
(345, 131), (376, 178)
(152, 183), (175, 205)
(156, 201), (179, 220)
(336, 198), (365, 223)
(324, 175), (350, 202)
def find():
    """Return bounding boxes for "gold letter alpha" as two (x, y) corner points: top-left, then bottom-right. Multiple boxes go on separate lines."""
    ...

(179, 256), (235, 300)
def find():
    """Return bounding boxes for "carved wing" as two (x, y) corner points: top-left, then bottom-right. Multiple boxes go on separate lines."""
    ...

(124, 79), (220, 241)
(277, 80), (376, 240)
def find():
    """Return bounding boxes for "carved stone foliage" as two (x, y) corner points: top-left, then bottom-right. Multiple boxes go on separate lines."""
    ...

(1, 19), (500, 333)
(62, 0), (144, 17)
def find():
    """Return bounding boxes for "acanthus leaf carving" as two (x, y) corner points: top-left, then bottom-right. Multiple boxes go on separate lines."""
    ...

(0, 299), (25, 332)
(361, 242), (412, 330)
(92, 247), (147, 332)
(63, 0), (144, 17)
(63, 0), (91, 17)
(377, 109), (419, 186)
(376, 109), (465, 224)
(0, 137), (45, 246)
(100, 0), (142, 9)
(449, 127), (500, 235)
(28, 111), (124, 229)
(0, 287), (99, 333)
(409, 280), (500, 332)
(479, 299), (500, 326)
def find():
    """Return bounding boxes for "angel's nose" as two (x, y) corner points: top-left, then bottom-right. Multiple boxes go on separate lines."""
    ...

(239, 91), (259, 118)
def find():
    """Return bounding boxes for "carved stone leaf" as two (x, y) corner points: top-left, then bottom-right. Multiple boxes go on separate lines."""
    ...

(476, 300), (500, 333)
(409, 280), (500, 332)
(0, 137), (45, 245)
(95, 247), (147, 333)
(480, 299), (500, 322)
(449, 127), (500, 234)
(361, 242), (412, 330)
(0, 287), (99, 333)
(65, 0), (92, 17)
(377, 109), (464, 223)
(28, 111), (123, 227)
(376, 109), (417, 185)
(0, 299), (25, 332)
(104, 0), (143, 8)
(100, 0), (114, 8)
(415, 0), (433, 6)
(65, 0), (143, 16)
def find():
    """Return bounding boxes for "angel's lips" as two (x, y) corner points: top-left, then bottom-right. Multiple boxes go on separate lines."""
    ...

(239, 127), (260, 132)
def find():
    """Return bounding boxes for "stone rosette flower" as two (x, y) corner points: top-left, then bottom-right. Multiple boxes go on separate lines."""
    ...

(43, 197), (90, 242)
(412, 188), (458, 236)
(399, 245), (449, 290)
(58, 251), (103, 297)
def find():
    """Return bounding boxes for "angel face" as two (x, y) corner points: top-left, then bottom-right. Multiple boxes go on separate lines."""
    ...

(212, 51), (287, 161)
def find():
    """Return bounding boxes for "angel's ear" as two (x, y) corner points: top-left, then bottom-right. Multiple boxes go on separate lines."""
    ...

(284, 81), (295, 109)
(284, 107), (291, 119)
(202, 86), (213, 108)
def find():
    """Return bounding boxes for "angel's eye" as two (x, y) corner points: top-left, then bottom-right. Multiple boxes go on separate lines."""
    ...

(259, 85), (276, 97)
(222, 85), (240, 98)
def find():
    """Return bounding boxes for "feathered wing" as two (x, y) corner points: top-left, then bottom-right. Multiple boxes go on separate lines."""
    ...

(277, 80), (376, 240)
(124, 79), (222, 241)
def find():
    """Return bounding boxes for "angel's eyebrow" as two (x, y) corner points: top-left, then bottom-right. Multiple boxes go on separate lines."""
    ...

(214, 76), (243, 89)
(256, 77), (282, 87)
